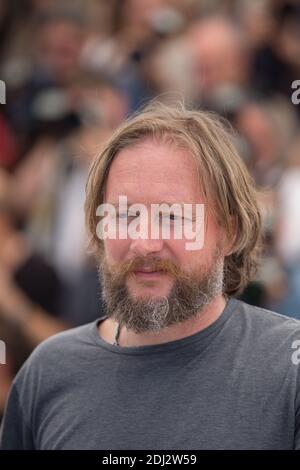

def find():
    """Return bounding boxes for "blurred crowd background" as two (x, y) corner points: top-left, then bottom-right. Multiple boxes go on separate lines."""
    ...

(1, 0), (300, 421)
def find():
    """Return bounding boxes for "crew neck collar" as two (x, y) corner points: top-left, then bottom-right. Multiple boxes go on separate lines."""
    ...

(91, 297), (239, 356)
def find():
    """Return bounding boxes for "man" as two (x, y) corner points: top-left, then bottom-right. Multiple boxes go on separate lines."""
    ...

(1, 102), (300, 450)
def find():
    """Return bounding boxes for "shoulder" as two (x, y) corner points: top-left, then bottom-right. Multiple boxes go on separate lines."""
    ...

(235, 299), (300, 334)
(230, 299), (300, 362)
(12, 321), (101, 392)
(32, 322), (96, 360)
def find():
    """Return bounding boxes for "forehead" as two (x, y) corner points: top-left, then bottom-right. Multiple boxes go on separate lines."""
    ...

(104, 137), (204, 205)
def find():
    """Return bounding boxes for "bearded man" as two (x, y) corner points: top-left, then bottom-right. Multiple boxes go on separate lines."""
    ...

(1, 102), (300, 450)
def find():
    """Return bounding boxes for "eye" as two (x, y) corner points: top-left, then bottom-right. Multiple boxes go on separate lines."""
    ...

(118, 212), (128, 219)
(160, 212), (181, 222)
(128, 210), (140, 219)
(169, 213), (179, 221)
(117, 211), (140, 221)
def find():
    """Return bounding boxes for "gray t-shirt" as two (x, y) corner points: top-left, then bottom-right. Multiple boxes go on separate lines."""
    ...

(1, 298), (300, 450)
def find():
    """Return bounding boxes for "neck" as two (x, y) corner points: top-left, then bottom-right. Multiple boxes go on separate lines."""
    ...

(99, 295), (227, 348)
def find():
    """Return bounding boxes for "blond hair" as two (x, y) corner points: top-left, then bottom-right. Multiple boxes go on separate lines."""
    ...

(85, 101), (262, 296)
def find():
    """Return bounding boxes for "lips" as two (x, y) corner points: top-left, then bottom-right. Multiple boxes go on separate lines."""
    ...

(133, 268), (163, 279)
(134, 267), (158, 273)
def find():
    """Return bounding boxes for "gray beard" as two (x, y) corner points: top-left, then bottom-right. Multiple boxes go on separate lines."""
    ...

(99, 255), (224, 334)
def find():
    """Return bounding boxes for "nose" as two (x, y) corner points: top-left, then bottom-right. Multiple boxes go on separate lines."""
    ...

(130, 236), (164, 257)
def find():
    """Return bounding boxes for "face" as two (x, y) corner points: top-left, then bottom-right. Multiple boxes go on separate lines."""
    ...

(39, 21), (84, 82)
(189, 21), (247, 94)
(100, 137), (227, 331)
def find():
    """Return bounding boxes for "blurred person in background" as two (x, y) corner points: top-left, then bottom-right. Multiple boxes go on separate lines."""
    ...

(0, 315), (32, 425)
(0, 112), (17, 170)
(234, 97), (300, 316)
(274, 134), (300, 319)
(235, 97), (297, 187)
(0, 169), (67, 346)
(245, 0), (300, 111)
(11, 75), (127, 326)
(80, 0), (192, 112)
(2, 6), (87, 158)
(188, 16), (250, 111)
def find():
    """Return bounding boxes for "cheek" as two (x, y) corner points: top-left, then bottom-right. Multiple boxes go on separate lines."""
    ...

(104, 239), (130, 262)
(166, 239), (200, 265)
(167, 238), (213, 270)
